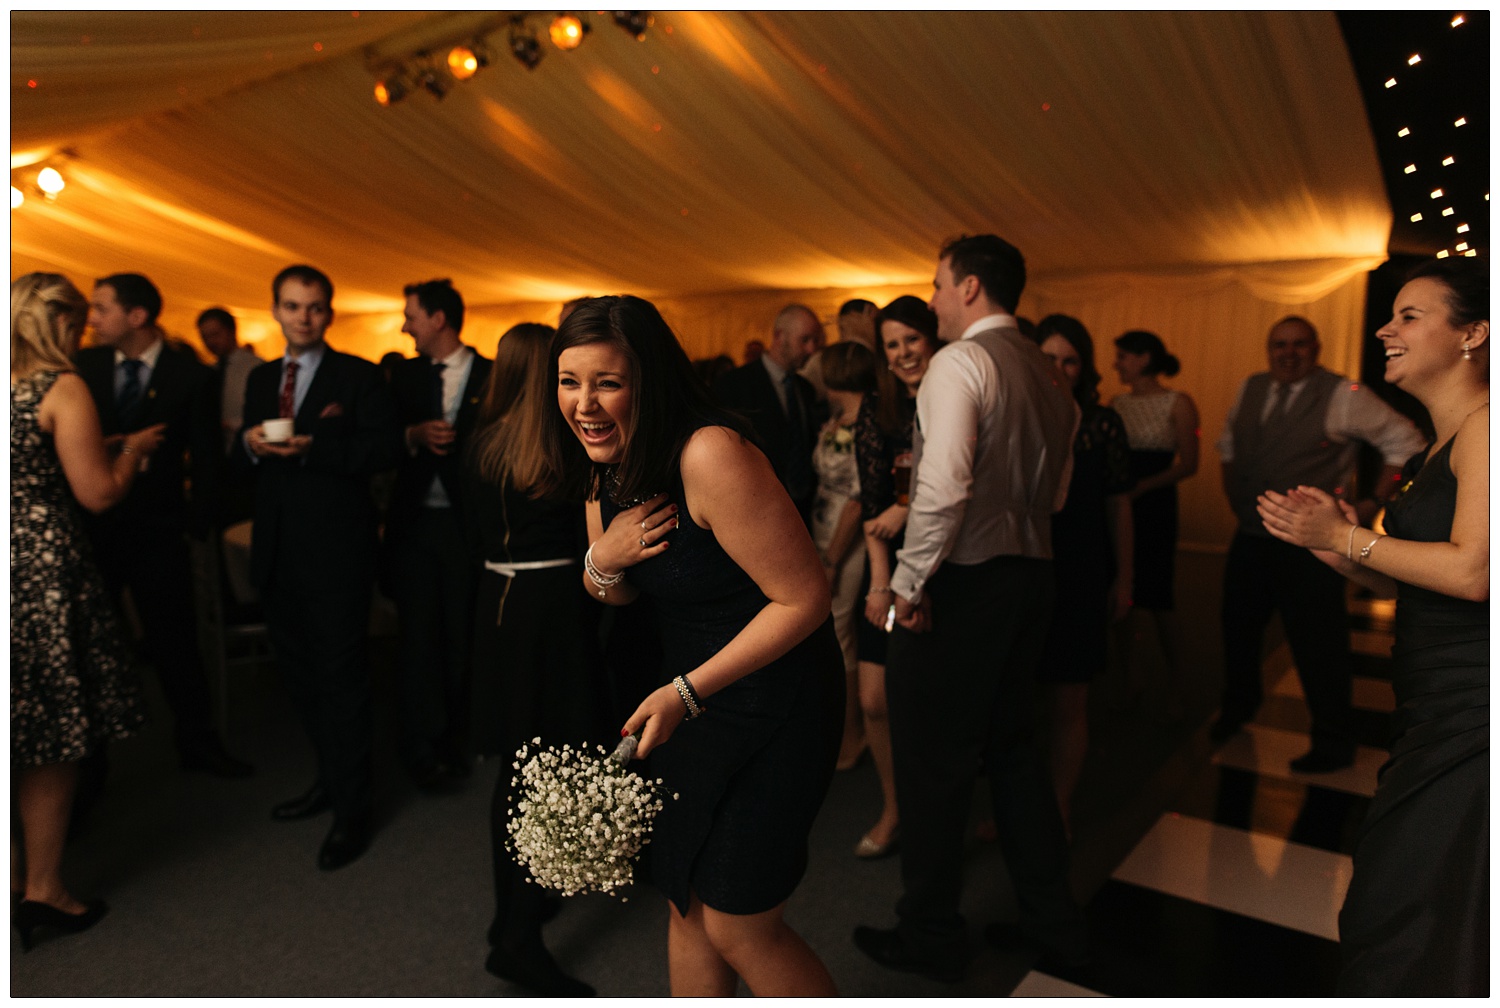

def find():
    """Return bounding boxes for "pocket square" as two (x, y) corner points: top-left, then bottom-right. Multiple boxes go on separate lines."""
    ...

(319, 402), (344, 419)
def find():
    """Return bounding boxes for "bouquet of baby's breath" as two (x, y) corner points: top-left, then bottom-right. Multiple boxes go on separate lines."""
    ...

(506, 733), (673, 898)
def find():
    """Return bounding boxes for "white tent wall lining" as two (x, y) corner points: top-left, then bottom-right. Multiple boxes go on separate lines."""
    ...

(11, 10), (1393, 550)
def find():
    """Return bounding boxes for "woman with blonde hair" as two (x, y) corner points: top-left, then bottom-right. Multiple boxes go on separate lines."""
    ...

(10, 273), (163, 950)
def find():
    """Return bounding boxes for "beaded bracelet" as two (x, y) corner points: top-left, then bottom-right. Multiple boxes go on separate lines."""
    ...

(583, 545), (625, 597)
(673, 675), (703, 720)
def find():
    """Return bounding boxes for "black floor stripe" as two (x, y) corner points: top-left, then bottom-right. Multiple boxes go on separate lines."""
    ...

(1167, 763), (1370, 855)
(1054, 879), (1342, 996)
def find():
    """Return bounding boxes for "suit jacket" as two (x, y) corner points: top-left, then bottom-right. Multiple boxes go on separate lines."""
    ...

(238, 349), (402, 591)
(712, 357), (817, 508)
(385, 350), (492, 529)
(75, 341), (223, 537)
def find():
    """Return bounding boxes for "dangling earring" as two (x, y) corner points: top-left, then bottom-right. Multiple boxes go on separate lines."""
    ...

(1462, 342), (1472, 361)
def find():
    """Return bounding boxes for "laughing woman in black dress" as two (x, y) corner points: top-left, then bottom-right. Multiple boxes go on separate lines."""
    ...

(536, 296), (842, 996)
(1258, 256), (1488, 995)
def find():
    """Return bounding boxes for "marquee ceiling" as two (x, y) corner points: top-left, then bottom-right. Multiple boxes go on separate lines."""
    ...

(11, 10), (1391, 327)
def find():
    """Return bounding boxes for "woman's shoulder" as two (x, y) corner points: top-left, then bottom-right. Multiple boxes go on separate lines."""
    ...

(682, 424), (755, 465)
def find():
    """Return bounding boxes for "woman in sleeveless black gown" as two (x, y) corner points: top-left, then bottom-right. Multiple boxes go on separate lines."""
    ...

(539, 296), (842, 996)
(1258, 256), (1488, 995)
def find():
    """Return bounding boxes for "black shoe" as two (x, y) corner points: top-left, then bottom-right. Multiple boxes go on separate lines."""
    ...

(179, 739), (254, 778)
(13, 899), (109, 953)
(1290, 747), (1355, 774)
(852, 925), (966, 983)
(984, 921), (1091, 971)
(486, 943), (595, 997)
(317, 818), (373, 871)
(1208, 717), (1246, 744)
(271, 784), (332, 822)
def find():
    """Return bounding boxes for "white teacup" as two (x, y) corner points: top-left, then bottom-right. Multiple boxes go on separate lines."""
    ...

(261, 417), (295, 443)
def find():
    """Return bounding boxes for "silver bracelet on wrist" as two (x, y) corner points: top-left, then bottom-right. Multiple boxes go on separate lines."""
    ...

(1357, 534), (1383, 564)
(673, 675), (703, 720)
(1345, 523), (1359, 562)
(583, 545), (625, 597)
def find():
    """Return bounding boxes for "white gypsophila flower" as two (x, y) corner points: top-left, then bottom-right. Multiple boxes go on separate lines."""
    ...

(505, 735), (669, 898)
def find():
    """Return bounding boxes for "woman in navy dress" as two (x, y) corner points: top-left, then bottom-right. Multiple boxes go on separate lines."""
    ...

(536, 295), (842, 996)
(1259, 256), (1487, 995)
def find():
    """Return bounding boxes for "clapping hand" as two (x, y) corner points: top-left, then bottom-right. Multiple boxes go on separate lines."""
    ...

(1258, 485), (1359, 562)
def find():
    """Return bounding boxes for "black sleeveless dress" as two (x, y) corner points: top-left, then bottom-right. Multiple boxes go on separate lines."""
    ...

(1336, 437), (1488, 995)
(600, 458), (843, 916)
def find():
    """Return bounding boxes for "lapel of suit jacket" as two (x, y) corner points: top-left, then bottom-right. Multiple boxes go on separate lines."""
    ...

(455, 355), (489, 435)
(77, 350), (120, 431)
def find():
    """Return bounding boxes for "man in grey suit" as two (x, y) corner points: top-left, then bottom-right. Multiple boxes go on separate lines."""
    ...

(855, 234), (1085, 981)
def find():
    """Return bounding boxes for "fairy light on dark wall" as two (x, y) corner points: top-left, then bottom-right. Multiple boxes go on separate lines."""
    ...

(1339, 10), (1489, 259)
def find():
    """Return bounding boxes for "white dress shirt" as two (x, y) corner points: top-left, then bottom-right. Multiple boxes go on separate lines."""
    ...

(1216, 371), (1427, 467)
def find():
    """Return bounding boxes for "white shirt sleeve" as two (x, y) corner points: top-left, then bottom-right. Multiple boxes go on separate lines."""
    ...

(1325, 381), (1428, 466)
(891, 344), (983, 603)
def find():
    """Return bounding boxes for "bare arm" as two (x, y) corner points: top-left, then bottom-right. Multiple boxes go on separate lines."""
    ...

(863, 527), (895, 628)
(622, 427), (830, 756)
(38, 373), (164, 513)
(1132, 392), (1200, 496)
(821, 497), (863, 577)
(1258, 409), (1487, 601)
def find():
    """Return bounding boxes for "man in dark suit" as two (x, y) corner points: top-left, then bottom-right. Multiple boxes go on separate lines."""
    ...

(76, 272), (251, 778)
(711, 304), (823, 522)
(381, 278), (491, 791)
(240, 264), (402, 871)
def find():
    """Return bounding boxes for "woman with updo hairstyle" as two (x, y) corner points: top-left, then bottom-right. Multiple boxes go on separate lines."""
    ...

(1030, 315), (1135, 832)
(844, 294), (942, 859)
(812, 341), (877, 781)
(539, 295), (842, 995)
(11, 273), (164, 951)
(1110, 329), (1199, 713)
(1258, 256), (1487, 995)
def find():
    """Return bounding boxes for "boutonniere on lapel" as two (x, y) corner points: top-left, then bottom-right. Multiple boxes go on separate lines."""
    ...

(319, 402), (344, 419)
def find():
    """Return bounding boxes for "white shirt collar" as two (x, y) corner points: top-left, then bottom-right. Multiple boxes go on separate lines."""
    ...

(434, 344), (472, 369)
(115, 336), (164, 369)
(959, 312), (1016, 342)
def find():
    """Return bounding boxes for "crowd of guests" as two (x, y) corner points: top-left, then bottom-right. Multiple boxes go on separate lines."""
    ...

(10, 238), (1486, 996)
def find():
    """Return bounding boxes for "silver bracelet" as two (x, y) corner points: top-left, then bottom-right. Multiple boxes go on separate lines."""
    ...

(1345, 523), (1359, 562)
(1357, 534), (1382, 564)
(120, 444), (136, 455)
(673, 675), (703, 720)
(583, 545), (624, 597)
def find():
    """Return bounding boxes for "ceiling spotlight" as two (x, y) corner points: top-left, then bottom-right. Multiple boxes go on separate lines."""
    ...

(418, 66), (448, 100)
(36, 166), (65, 197)
(550, 14), (589, 50)
(447, 43), (489, 81)
(374, 72), (412, 106)
(613, 11), (651, 40)
(510, 20), (543, 70)
(11, 186), (23, 209)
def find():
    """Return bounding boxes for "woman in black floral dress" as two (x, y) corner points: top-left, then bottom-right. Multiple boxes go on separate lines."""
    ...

(10, 273), (163, 950)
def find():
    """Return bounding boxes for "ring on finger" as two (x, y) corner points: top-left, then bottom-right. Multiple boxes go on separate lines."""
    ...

(639, 537), (647, 547)
(641, 519), (649, 530)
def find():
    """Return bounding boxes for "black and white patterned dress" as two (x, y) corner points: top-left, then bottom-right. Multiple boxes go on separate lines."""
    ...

(11, 370), (144, 769)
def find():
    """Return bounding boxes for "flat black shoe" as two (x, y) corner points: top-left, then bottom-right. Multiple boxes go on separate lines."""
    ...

(13, 899), (109, 953)
(1289, 747), (1354, 774)
(180, 742), (254, 779)
(852, 925), (966, 983)
(486, 944), (595, 997)
(272, 785), (332, 822)
(318, 818), (373, 871)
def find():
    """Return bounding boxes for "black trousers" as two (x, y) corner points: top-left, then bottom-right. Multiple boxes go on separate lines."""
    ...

(388, 507), (478, 770)
(1219, 532), (1354, 751)
(885, 556), (1082, 959)
(264, 551), (376, 823)
(90, 526), (216, 750)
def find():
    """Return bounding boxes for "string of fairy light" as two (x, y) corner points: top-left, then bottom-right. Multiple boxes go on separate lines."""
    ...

(1377, 11), (1487, 260)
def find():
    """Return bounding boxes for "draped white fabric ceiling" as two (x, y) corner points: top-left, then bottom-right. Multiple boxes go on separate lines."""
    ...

(11, 10), (1393, 546)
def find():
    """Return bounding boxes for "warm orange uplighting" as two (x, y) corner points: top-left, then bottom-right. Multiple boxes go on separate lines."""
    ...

(448, 45), (481, 80)
(36, 167), (65, 197)
(550, 15), (586, 50)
